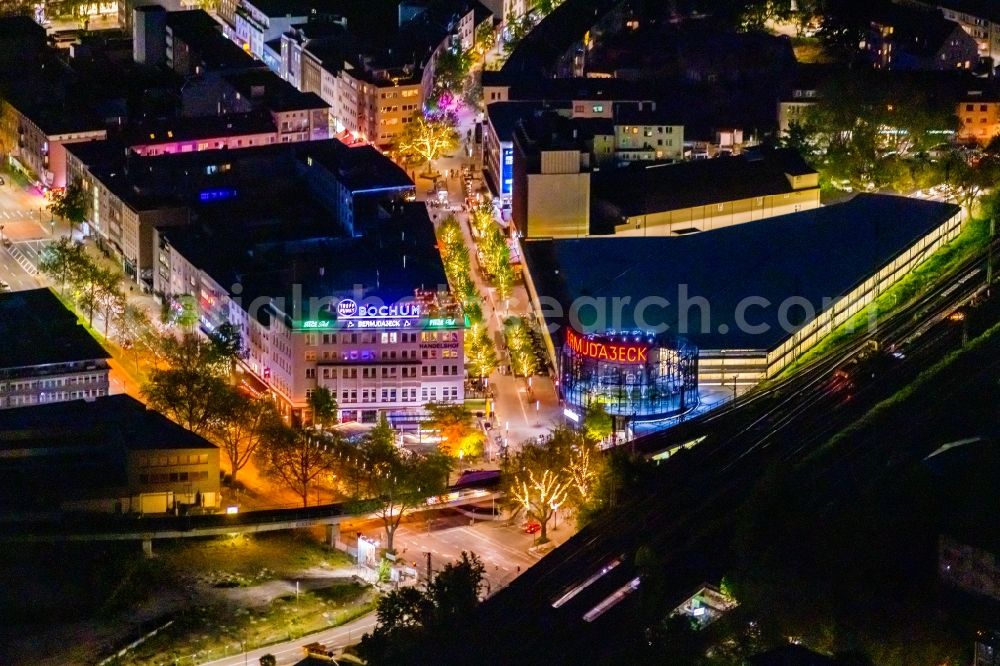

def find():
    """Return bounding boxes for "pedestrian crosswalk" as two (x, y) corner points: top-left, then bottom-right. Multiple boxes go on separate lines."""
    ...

(0, 209), (36, 220)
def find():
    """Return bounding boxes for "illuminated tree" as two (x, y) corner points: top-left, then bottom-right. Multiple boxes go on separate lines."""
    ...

(348, 415), (452, 551)
(396, 111), (459, 176)
(583, 402), (613, 443)
(255, 424), (339, 506)
(424, 402), (484, 458)
(466, 326), (498, 380)
(563, 436), (601, 510)
(504, 317), (538, 377)
(475, 21), (496, 56)
(213, 392), (279, 482)
(502, 439), (571, 543)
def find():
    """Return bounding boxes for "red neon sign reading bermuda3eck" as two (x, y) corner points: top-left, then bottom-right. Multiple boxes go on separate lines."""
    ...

(565, 329), (649, 363)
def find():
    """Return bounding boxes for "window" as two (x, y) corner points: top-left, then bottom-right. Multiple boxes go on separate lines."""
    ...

(592, 105), (603, 113)
(305, 368), (316, 379)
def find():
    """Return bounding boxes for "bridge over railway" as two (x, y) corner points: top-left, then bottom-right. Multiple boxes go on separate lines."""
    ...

(0, 484), (501, 556)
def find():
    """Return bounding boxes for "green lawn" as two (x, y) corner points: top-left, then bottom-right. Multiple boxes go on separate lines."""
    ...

(157, 532), (354, 582)
(118, 582), (377, 665)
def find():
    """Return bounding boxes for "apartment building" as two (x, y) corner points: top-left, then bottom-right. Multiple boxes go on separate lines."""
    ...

(0, 289), (110, 410)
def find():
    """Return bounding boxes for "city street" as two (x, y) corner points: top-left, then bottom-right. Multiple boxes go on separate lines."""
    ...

(343, 506), (575, 594)
(416, 118), (566, 447)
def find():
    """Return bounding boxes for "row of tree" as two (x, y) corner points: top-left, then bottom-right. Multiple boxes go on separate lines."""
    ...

(470, 198), (516, 301)
(38, 238), (153, 353)
(437, 216), (499, 380)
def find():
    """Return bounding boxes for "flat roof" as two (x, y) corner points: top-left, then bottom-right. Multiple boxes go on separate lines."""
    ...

(589, 149), (815, 230)
(0, 289), (110, 370)
(164, 200), (446, 317)
(0, 394), (216, 452)
(523, 194), (961, 351)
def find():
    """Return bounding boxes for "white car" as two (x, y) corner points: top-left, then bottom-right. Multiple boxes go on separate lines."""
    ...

(0, 281), (10, 292)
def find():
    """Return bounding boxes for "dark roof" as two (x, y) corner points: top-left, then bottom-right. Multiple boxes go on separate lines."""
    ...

(0, 394), (216, 452)
(870, 3), (966, 58)
(0, 289), (110, 370)
(165, 199), (445, 319)
(749, 645), (836, 665)
(501, 0), (621, 77)
(522, 194), (961, 351)
(242, 0), (317, 18)
(164, 8), (220, 33)
(127, 111), (277, 146)
(938, 0), (1000, 23)
(486, 101), (564, 142)
(0, 16), (46, 41)
(299, 140), (413, 192)
(590, 149), (815, 225)
(223, 70), (330, 111)
(613, 102), (682, 126)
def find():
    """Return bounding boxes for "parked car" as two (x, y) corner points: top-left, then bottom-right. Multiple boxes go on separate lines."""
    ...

(0, 281), (10, 292)
(521, 520), (541, 535)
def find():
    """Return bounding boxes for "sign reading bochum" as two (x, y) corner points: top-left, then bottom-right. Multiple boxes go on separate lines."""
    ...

(337, 298), (421, 319)
(565, 328), (649, 363)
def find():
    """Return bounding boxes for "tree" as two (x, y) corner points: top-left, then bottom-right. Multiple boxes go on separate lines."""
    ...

(359, 551), (486, 663)
(38, 237), (87, 295)
(47, 177), (88, 231)
(396, 111), (460, 175)
(213, 390), (279, 482)
(348, 415), (452, 551)
(583, 402), (613, 443)
(466, 326), (498, 380)
(142, 333), (234, 434)
(425, 551), (486, 626)
(114, 302), (152, 371)
(94, 268), (125, 337)
(143, 368), (234, 435)
(474, 20), (496, 56)
(308, 386), (338, 429)
(207, 321), (246, 375)
(423, 402), (484, 458)
(255, 424), (339, 506)
(433, 47), (472, 97)
(75, 262), (112, 328)
(502, 437), (572, 543)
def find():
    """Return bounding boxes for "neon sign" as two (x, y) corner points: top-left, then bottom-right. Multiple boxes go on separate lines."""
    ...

(336, 299), (421, 319)
(565, 328), (649, 363)
(302, 320), (333, 329)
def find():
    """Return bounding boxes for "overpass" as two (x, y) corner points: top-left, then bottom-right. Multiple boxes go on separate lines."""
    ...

(0, 486), (501, 556)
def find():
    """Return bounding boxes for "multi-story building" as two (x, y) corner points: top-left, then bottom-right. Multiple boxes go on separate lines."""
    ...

(0, 394), (221, 514)
(905, 0), (1000, 61)
(0, 93), (106, 189)
(866, 3), (978, 70)
(610, 104), (684, 162)
(514, 111), (820, 238)
(234, 0), (313, 62)
(0, 289), (110, 409)
(957, 89), (1000, 144)
(154, 194), (461, 425)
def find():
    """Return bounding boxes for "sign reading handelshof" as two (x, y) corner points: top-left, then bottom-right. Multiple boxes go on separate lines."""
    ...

(296, 297), (464, 331)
